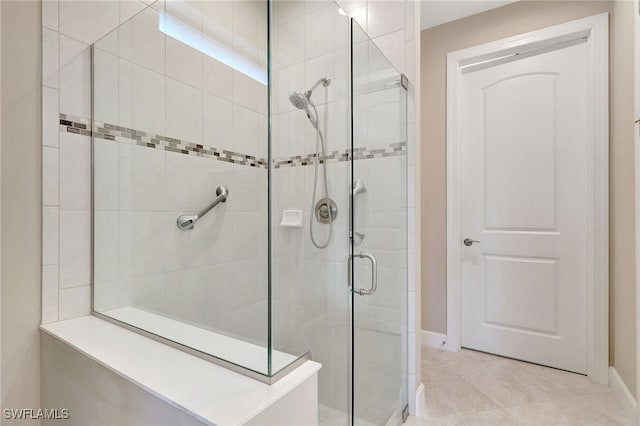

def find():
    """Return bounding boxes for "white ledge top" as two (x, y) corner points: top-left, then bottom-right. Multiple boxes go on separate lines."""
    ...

(40, 315), (321, 426)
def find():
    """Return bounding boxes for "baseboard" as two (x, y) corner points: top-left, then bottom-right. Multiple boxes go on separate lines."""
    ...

(609, 366), (637, 424)
(414, 383), (426, 417)
(421, 329), (447, 349)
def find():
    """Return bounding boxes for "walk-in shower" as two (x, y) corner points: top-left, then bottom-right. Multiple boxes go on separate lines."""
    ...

(91, 1), (408, 424)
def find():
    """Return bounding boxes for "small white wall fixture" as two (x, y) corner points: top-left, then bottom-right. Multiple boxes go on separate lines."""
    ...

(446, 13), (610, 384)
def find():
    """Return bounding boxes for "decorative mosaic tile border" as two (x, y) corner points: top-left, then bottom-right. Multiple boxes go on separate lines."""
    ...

(272, 143), (407, 168)
(59, 113), (406, 169)
(59, 113), (92, 137)
(93, 121), (269, 168)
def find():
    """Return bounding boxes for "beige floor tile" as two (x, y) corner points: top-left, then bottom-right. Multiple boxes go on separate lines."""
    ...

(503, 393), (632, 426)
(455, 358), (594, 408)
(422, 361), (464, 388)
(407, 409), (521, 426)
(425, 378), (499, 417)
(421, 348), (631, 426)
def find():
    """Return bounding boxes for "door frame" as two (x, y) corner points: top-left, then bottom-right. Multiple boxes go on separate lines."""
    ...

(445, 13), (609, 384)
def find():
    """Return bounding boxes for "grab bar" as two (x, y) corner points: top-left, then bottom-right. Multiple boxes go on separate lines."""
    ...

(177, 185), (229, 230)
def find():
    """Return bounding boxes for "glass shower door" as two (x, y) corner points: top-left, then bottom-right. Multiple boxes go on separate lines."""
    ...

(350, 19), (408, 426)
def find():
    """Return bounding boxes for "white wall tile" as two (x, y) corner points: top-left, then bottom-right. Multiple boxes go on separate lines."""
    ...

(43, 207), (59, 266)
(232, 213), (266, 261)
(43, 146), (59, 207)
(202, 0), (233, 39)
(233, 71), (263, 113)
(233, 105), (258, 155)
(94, 139), (119, 211)
(166, 207), (234, 271)
(276, 0), (305, 25)
(275, 63), (304, 114)
(118, 279), (133, 307)
(232, 168), (266, 213)
(94, 282), (120, 312)
(94, 211), (119, 284)
(372, 30), (405, 76)
(118, 6), (165, 73)
(43, 87), (59, 148)
(119, 58), (166, 135)
(118, 143), (166, 211)
(367, 1), (405, 39)
(120, 0), (148, 24)
(405, 0), (415, 41)
(166, 78), (203, 144)
(59, 0), (119, 45)
(166, 36), (203, 90)
(407, 249), (415, 292)
(276, 17), (305, 68)
(165, 152), (203, 212)
(93, 48), (119, 124)
(203, 55), (233, 102)
(304, 4), (337, 60)
(59, 210), (91, 288)
(59, 132), (91, 211)
(94, 25), (119, 56)
(203, 93), (234, 151)
(232, 6), (259, 65)
(118, 212), (167, 279)
(43, 0), (59, 31)
(59, 34), (91, 118)
(407, 165), (415, 208)
(405, 39), (416, 82)
(129, 273), (167, 312)
(59, 285), (91, 320)
(304, 53), (334, 105)
(43, 27), (59, 89)
(42, 265), (59, 324)
(408, 330), (416, 374)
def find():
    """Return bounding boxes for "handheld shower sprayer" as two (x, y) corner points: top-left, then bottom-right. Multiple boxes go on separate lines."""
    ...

(288, 77), (335, 249)
(288, 78), (331, 130)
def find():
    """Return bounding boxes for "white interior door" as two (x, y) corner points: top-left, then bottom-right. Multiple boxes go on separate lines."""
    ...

(460, 40), (589, 374)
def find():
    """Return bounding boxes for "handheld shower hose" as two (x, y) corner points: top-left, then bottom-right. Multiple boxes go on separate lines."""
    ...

(288, 78), (333, 249)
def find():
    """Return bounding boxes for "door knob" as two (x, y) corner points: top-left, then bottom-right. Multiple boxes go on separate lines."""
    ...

(463, 238), (480, 247)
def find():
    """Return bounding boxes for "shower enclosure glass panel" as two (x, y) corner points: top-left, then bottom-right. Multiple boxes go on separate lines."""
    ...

(350, 19), (408, 425)
(270, 0), (352, 420)
(91, 0), (279, 377)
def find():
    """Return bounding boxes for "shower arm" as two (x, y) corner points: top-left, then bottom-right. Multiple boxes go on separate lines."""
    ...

(177, 185), (229, 231)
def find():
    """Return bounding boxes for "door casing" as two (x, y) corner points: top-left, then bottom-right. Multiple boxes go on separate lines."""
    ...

(445, 13), (609, 384)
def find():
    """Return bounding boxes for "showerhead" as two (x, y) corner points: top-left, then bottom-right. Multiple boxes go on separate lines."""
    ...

(288, 77), (331, 110)
(289, 91), (309, 110)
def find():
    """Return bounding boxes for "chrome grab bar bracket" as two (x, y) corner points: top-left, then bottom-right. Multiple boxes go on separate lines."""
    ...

(347, 252), (378, 296)
(177, 185), (229, 231)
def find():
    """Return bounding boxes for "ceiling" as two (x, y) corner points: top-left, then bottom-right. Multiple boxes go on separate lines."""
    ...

(420, 0), (519, 30)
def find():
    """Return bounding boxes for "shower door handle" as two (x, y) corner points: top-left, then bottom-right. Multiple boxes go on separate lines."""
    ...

(347, 252), (378, 296)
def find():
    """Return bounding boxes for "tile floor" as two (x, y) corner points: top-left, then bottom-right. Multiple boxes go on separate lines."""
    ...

(406, 347), (631, 426)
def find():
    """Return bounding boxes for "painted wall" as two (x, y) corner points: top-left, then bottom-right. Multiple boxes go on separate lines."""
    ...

(1, 0), (42, 421)
(420, 0), (636, 396)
